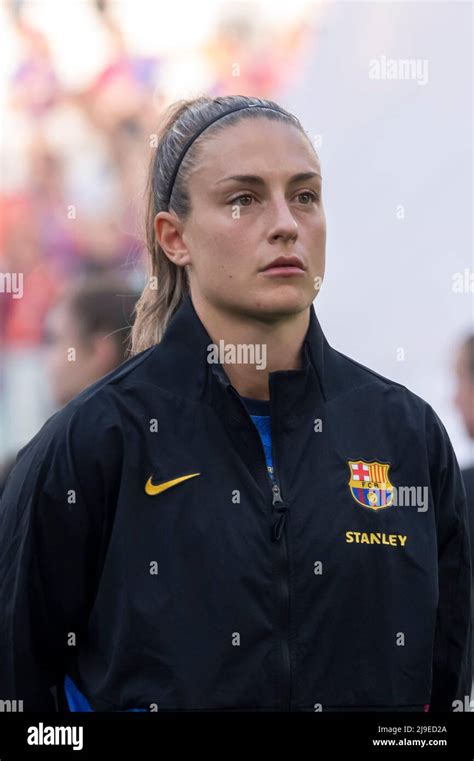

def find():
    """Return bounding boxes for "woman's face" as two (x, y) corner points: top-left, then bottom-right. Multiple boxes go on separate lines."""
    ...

(453, 344), (474, 439)
(158, 117), (326, 320)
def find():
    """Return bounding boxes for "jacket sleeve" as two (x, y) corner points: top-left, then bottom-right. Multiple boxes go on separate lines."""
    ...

(0, 396), (121, 711)
(425, 403), (472, 711)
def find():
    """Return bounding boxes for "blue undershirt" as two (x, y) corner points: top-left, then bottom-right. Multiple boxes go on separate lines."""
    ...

(239, 395), (275, 483)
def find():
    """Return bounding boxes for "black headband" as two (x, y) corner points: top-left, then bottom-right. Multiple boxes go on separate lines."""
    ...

(163, 103), (288, 210)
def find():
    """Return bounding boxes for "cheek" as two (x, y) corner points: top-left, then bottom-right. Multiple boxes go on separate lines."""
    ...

(196, 228), (249, 279)
(308, 217), (326, 258)
(314, 211), (327, 239)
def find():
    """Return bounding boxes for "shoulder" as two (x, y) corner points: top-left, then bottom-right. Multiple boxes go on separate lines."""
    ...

(21, 347), (156, 450)
(327, 348), (467, 514)
(325, 344), (460, 466)
(4, 348), (158, 501)
(326, 343), (432, 419)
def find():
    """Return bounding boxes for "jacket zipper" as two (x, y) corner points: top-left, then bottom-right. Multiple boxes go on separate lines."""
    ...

(271, 481), (292, 711)
(227, 385), (292, 711)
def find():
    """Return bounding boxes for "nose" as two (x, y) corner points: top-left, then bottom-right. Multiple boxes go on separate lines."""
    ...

(267, 198), (298, 244)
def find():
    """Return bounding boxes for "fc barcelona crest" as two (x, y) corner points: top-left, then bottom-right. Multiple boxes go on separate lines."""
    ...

(347, 460), (394, 511)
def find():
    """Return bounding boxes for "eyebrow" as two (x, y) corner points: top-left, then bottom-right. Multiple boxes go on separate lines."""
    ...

(214, 171), (322, 186)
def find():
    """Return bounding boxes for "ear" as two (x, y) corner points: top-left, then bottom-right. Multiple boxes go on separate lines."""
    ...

(154, 211), (192, 268)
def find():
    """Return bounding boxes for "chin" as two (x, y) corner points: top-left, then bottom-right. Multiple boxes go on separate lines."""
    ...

(250, 289), (311, 318)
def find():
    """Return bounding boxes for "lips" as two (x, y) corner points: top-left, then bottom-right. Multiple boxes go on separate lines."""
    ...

(262, 256), (306, 272)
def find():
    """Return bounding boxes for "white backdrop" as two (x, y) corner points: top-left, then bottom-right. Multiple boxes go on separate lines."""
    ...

(283, 0), (473, 466)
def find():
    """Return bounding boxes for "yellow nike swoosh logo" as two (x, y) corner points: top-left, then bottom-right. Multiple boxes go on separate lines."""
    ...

(145, 473), (201, 496)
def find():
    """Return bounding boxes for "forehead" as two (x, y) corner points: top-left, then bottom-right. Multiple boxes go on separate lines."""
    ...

(189, 117), (320, 183)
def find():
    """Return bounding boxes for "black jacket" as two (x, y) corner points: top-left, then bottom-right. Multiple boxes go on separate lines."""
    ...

(0, 294), (471, 711)
(461, 464), (474, 684)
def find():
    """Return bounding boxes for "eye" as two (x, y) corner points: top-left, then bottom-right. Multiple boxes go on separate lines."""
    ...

(229, 193), (255, 207)
(296, 190), (319, 204)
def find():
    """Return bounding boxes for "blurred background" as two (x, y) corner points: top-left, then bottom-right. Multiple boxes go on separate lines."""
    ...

(0, 0), (472, 478)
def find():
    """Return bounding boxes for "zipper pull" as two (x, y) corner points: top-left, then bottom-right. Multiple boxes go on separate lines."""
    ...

(271, 483), (287, 541)
(272, 483), (283, 505)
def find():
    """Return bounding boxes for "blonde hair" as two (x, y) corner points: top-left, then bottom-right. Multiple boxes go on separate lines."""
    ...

(129, 94), (307, 356)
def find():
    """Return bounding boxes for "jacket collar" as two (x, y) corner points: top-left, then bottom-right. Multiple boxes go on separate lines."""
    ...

(151, 293), (328, 428)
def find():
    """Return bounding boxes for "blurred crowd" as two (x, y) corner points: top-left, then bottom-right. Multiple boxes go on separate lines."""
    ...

(0, 1), (309, 343)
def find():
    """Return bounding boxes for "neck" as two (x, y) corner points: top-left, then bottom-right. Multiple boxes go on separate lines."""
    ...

(191, 294), (310, 401)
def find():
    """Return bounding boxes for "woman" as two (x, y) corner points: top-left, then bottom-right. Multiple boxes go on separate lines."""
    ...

(0, 94), (471, 712)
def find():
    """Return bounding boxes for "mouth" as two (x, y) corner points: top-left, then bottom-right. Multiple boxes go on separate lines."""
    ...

(260, 256), (306, 277)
